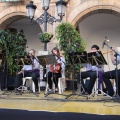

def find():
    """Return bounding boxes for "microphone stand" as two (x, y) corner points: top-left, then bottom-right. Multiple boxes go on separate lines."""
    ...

(104, 42), (120, 101)
(31, 55), (37, 62)
(65, 50), (78, 99)
(44, 53), (55, 97)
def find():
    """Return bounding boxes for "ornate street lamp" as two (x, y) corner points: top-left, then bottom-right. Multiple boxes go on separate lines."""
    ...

(26, 1), (37, 21)
(26, 0), (67, 51)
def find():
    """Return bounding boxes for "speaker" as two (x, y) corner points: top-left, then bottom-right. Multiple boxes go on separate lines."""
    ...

(66, 80), (78, 91)
(7, 77), (15, 90)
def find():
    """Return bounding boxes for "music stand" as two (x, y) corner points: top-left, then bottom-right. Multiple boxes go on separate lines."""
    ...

(76, 51), (89, 95)
(37, 54), (57, 96)
(88, 51), (107, 66)
(16, 56), (33, 93)
(65, 51), (88, 99)
(37, 54), (57, 66)
(13, 56), (32, 65)
(87, 51), (110, 99)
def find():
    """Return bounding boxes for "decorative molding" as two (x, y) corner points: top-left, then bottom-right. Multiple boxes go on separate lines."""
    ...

(2, 0), (21, 2)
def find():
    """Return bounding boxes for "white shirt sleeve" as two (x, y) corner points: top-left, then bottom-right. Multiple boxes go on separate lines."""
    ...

(22, 65), (32, 70)
(57, 56), (65, 78)
(33, 58), (40, 70)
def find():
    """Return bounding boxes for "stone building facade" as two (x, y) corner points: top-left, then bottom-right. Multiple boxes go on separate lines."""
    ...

(1, 0), (120, 29)
(0, 0), (120, 52)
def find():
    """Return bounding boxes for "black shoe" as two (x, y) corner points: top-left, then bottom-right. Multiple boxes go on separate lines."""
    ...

(14, 89), (22, 95)
(33, 92), (39, 97)
(47, 89), (54, 94)
(82, 92), (89, 96)
(82, 92), (91, 99)
(14, 89), (18, 93)
(81, 91), (86, 95)
(35, 90), (39, 94)
(1, 88), (7, 91)
(108, 92), (114, 97)
(98, 91), (101, 94)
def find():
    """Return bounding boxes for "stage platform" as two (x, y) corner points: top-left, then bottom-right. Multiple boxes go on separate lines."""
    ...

(0, 90), (120, 115)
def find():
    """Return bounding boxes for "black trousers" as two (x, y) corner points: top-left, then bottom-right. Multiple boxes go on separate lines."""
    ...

(77, 70), (97, 94)
(102, 69), (120, 96)
(47, 72), (61, 89)
(15, 71), (39, 91)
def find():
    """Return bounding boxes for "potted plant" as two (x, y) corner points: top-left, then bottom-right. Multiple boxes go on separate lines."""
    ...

(0, 29), (26, 76)
(55, 22), (86, 79)
(38, 32), (53, 43)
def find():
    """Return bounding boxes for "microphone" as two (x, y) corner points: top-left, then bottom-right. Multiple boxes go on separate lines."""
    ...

(29, 53), (35, 60)
(102, 42), (105, 49)
(31, 55), (35, 59)
(102, 36), (109, 49)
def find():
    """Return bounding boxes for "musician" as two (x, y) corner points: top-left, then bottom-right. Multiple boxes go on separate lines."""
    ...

(102, 47), (120, 97)
(77, 45), (104, 95)
(14, 49), (40, 94)
(46, 47), (65, 93)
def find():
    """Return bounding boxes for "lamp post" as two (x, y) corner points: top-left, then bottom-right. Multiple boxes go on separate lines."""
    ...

(26, 0), (67, 51)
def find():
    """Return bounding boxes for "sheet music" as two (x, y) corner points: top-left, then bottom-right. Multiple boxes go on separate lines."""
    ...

(22, 65), (32, 70)
(68, 51), (88, 64)
(13, 56), (32, 66)
(37, 54), (57, 66)
(88, 51), (107, 66)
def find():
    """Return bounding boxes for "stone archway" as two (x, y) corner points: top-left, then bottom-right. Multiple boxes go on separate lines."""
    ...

(0, 5), (42, 30)
(0, 5), (26, 29)
(66, 0), (120, 72)
(67, 0), (120, 27)
(0, 14), (26, 30)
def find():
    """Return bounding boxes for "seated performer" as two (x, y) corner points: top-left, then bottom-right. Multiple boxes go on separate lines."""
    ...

(46, 47), (65, 93)
(77, 45), (104, 95)
(102, 47), (120, 97)
(14, 49), (40, 94)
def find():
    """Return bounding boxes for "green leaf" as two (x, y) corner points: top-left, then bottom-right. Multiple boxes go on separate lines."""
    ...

(38, 32), (53, 42)
(55, 22), (86, 79)
(0, 30), (25, 76)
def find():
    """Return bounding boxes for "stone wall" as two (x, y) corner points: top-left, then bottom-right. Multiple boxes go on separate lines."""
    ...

(0, 0), (120, 53)
(1, 0), (120, 29)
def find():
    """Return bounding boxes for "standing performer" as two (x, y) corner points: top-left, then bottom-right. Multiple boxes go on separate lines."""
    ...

(46, 47), (65, 94)
(14, 49), (40, 94)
